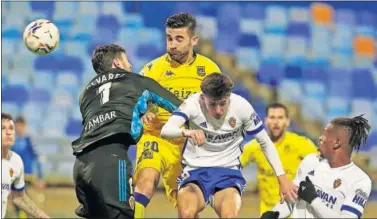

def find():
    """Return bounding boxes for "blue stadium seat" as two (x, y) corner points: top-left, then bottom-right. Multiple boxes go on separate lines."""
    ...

(2, 103), (20, 117)
(28, 88), (51, 104)
(278, 79), (302, 104)
(332, 24), (354, 51)
(217, 3), (241, 33)
(301, 97), (326, 121)
(51, 89), (74, 111)
(196, 16), (218, 40)
(352, 69), (376, 99)
(2, 74), (8, 87)
(236, 47), (260, 71)
(284, 65), (302, 79)
(33, 71), (55, 91)
(77, 2), (100, 18)
(65, 118), (82, 137)
(173, 2), (200, 15)
(214, 32), (239, 54)
(358, 11), (375, 27)
(41, 117), (67, 138)
(328, 81), (352, 98)
(265, 5), (287, 34)
(2, 28), (21, 40)
(356, 26), (375, 38)
(136, 44), (162, 60)
(117, 28), (140, 50)
(96, 14), (121, 30)
(30, 1), (55, 17)
(257, 62), (283, 86)
(239, 33), (260, 48)
(261, 34), (285, 62)
(288, 7), (310, 23)
(58, 56), (84, 77)
(287, 22), (310, 39)
(3, 39), (18, 56)
(123, 13), (144, 29)
(240, 19), (263, 37)
(22, 102), (45, 122)
(34, 55), (60, 72)
(303, 81), (327, 100)
(335, 9), (355, 25)
(138, 28), (164, 49)
(242, 4), (265, 20)
(302, 66), (328, 83)
(2, 85), (29, 107)
(56, 72), (80, 95)
(71, 107), (82, 121)
(327, 97), (350, 115)
(7, 73), (31, 87)
(101, 2), (126, 22)
(139, 2), (174, 28)
(332, 52), (353, 68)
(286, 37), (307, 65)
(53, 2), (77, 21)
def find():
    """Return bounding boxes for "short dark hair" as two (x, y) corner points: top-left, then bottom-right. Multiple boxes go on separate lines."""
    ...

(15, 116), (25, 124)
(201, 73), (234, 99)
(92, 44), (126, 74)
(1, 113), (13, 121)
(165, 12), (196, 35)
(331, 114), (371, 152)
(266, 103), (289, 118)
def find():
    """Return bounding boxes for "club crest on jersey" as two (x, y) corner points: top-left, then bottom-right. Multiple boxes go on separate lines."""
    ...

(9, 168), (14, 177)
(197, 66), (206, 77)
(333, 178), (342, 189)
(228, 117), (236, 128)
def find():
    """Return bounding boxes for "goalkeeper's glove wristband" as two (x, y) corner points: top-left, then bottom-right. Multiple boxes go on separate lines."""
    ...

(260, 211), (279, 219)
(298, 176), (318, 204)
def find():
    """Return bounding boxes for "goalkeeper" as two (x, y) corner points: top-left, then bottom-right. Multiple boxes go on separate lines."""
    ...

(240, 103), (317, 215)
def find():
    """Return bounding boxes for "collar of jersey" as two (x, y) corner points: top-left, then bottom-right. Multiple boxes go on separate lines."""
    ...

(165, 51), (197, 66)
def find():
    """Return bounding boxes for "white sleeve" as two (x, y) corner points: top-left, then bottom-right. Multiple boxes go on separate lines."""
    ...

(160, 97), (197, 139)
(311, 178), (371, 218)
(12, 160), (25, 191)
(242, 101), (264, 135)
(254, 130), (285, 176)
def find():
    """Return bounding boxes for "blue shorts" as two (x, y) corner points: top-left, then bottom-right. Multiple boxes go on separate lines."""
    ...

(177, 167), (246, 204)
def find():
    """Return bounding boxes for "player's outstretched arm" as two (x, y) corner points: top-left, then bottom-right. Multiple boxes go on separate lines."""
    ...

(11, 190), (50, 218)
(161, 115), (187, 139)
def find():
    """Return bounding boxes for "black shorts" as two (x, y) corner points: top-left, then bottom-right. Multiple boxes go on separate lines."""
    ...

(73, 136), (134, 219)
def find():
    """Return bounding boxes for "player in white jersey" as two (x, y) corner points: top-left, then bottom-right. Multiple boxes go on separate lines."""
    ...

(261, 115), (372, 219)
(160, 73), (297, 218)
(1, 113), (49, 218)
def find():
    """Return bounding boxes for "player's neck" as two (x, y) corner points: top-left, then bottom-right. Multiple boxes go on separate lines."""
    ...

(270, 132), (286, 143)
(328, 155), (351, 168)
(1, 147), (10, 160)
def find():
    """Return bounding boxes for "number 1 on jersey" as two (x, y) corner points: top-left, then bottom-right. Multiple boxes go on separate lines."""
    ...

(98, 82), (112, 105)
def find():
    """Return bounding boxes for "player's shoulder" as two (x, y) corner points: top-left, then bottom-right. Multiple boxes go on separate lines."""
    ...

(195, 54), (220, 70)
(230, 93), (253, 113)
(286, 132), (313, 144)
(140, 54), (168, 75)
(348, 163), (372, 186)
(185, 92), (201, 103)
(9, 151), (24, 168)
(301, 153), (322, 167)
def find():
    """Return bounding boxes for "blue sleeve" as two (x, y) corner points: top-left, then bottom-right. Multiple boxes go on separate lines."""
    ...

(147, 90), (179, 113)
(27, 137), (43, 179)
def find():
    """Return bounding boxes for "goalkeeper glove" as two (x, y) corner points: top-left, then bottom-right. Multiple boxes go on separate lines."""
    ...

(298, 176), (318, 204)
(260, 211), (279, 219)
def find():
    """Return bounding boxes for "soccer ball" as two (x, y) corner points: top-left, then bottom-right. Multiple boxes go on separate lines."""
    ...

(23, 19), (60, 55)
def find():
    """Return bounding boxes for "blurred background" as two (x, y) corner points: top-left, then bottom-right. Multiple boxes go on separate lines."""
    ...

(2, 1), (377, 218)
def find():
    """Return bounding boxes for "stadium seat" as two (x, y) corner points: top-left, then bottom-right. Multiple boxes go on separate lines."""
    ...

(358, 11), (375, 27)
(352, 69), (376, 99)
(335, 9), (355, 25)
(284, 65), (302, 79)
(217, 3), (241, 33)
(41, 117), (67, 138)
(240, 19), (263, 37)
(2, 85), (29, 107)
(34, 55), (60, 72)
(101, 2), (126, 22)
(7, 73), (31, 87)
(288, 7), (310, 23)
(301, 97), (326, 121)
(77, 2), (100, 18)
(310, 3), (334, 25)
(257, 62), (284, 86)
(173, 2), (200, 15)
(2, 28), (21, 40)
(123, 13), (144, 29)
(28, 88), (51, 104)
(278, 79), (302, 104)
(239, 33), (260, 48)
(138, 28), (164, 49)
(350, 98), (375, 124)
(71, 107), (82, 121)
(57, 56), (84, 77)
(22, 102), (45, 121)
(51, 89), (74, 111)
(303, 81), (327, 100)
(30, 1), (55, 17)
(56, 72), (81, 95)
(136, 44), (162, 60)
(214, 32), (239, 54)
(32, 71), (55, 91)
(236, 47), (260, 71)
(196, 16), (218, 40)
(261, 33), (285, 62)
(302, 66), (328, 83)
(286, 37), (307, 65)
(3, 39), (18, 56)
(53, 2), (77, 21)
(331, 52), (353, 68)
(117, 28), (140, 50)
(287, 22), (310, 39)
(65, 118), (82, 137)
(353, 36), (376, 58)
(242, 3), (265, 20)
(265, 5), (288, 34)
(2, 103), (20, 117)
(327, 96), (350, 115)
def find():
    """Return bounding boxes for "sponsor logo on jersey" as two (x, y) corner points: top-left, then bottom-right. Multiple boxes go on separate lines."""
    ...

(204, 128), (241, 143)
(167, 87), (197, 100)
(333, 178), (341, 189)
(228, 117), (236, 128)
(316, 189), (337, 205)
(353, 189), (368, 208)
(197, 66), (206, 77)
(9, 168), (14, 177)
(84, 111), (117, 132)
(1, 183), (10, 190)
(165, 70), (175, 76)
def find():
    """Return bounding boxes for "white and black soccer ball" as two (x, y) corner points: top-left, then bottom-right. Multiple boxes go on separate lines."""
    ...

(23, 19), (60, 55)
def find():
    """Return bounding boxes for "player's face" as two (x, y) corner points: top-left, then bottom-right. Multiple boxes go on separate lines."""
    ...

(15, 121), (26, 136)
(201, 95), (230, 120)
(265, 108), (290, 141)
(166, 27), (198, 63)
(318, 124), (337, 160)
(113, 52), (132, 72)
(2, 119), (15, 149)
